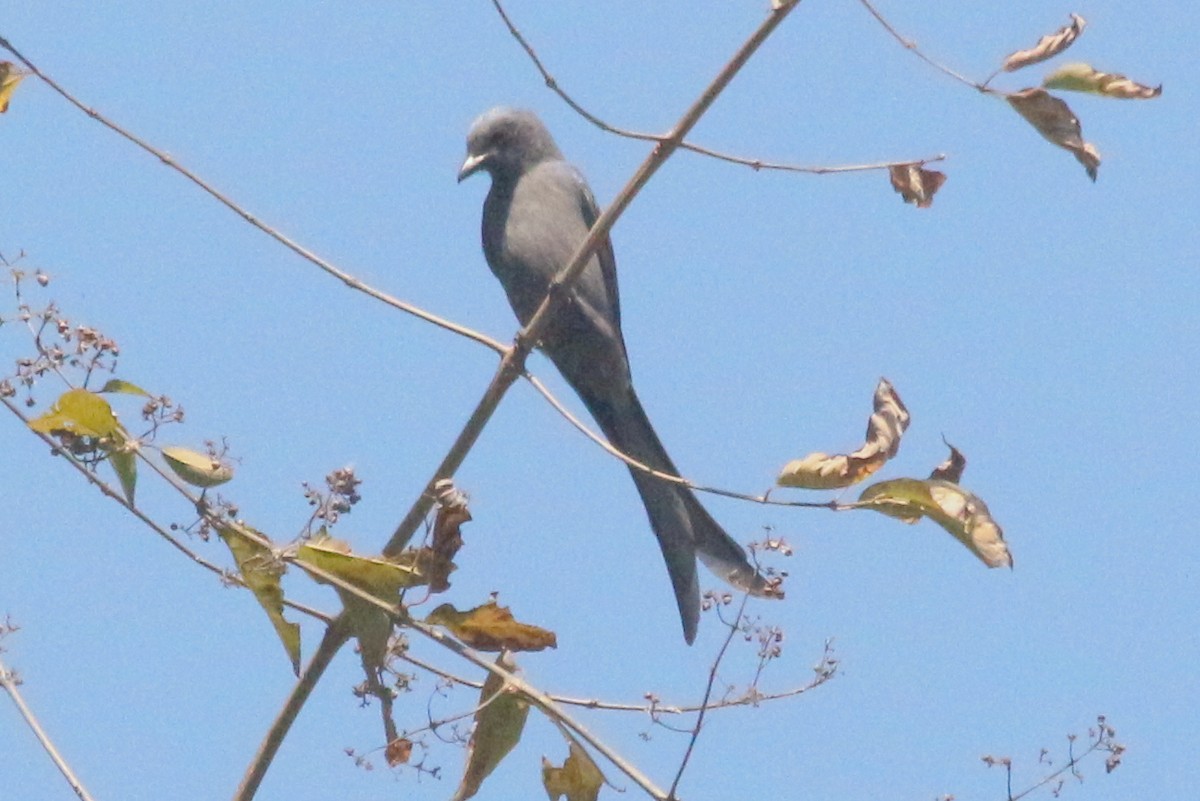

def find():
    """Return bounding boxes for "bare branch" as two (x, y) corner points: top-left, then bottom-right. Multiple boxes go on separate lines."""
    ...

(492, 0), (942, 174)
(0, 654), (99, 801)
(856, 0), (999, 94)
(0, 35), (506, 356)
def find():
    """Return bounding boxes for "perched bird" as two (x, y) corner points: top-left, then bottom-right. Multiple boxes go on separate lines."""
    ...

(458, 107), (776, 643)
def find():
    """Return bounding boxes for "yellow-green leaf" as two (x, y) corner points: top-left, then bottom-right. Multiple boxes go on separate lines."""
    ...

(858, 478), (1013, 568)
(778, 378), (910, 490)
(99, 378), (151, 396)
(0, 62), (27, 114)
(542, 741), (604, 801)
(217, 524), (301, 675)
(161, 446), (234, 488)
(28, 388), (122, 438)
(1043, 62), (1162, 99)
(451, 655), (529, 801)
(296, 538), (426, 599)
(110, 448), (138, 504)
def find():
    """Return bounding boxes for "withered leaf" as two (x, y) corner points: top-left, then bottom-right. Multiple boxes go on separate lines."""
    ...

(426, 601), (557, 653)
(1007, 87), (1100, 180)
(1043, 62), (1163, 99)
(889, 165), (947, 209)
(429, 478), (471, 592)
(1002, 14), (1087, 72)
(929, 439), (966, 483)
(385, 737), (414, 767)
(858, 478), (1013, 568)
(778, 378), (910, 490)
(451, 654), (529, 801)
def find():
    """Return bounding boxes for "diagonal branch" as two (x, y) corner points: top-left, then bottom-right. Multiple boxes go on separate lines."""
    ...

(0, 34), (506, 356)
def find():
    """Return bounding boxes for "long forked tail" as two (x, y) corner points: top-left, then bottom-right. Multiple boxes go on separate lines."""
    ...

(582, 384), (773, 643)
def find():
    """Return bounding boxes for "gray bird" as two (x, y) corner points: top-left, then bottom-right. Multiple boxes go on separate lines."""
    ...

(458, 107), (776, 643)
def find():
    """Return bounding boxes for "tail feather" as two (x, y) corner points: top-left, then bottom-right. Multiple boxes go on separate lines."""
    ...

(580, 383), (769, 643)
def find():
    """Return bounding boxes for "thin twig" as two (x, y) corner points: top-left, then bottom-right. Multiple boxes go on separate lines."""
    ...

(398, 644), (833, 715)
(855, 0), (997, 94)
(0, 35), (506, 356)
(666, 595), (748, 798)
(406, 617), (671, 801)
(0, 397), (331, 622)
(526, 372), (845, 510)
(491, 0), (943, 174)
(0, 656), (98, 801)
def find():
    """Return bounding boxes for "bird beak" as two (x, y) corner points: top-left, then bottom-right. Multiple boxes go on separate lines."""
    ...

(457, 152), (487, 183)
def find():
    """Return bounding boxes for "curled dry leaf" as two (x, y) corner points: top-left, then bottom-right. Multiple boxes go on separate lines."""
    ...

(1007, 88), (1100, 180)
(426, 601), (557, 653)
(1002, 14), (1087, 72)
(385, 737), (414, 767)
(858, 478), (1013, 568)
(216, 524), (301, 675)
(542, 741), (604, 801)
(161, 445), (234, 488)
(0, 61), (28, 113)
(889, 165), (947, 209)
(929, 439), (966, 483)
(428, 478), (471, 592)
(778, 378), (910, 490)
(451, 654), (529, 801)
(1043, 62), (1163, 99)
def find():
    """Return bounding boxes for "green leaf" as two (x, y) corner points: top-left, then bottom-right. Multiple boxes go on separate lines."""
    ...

(110, 448), (138, 504)
(217, 524), (301, 675)
(296, 537), (427, 598)
(858, 478), (1013, 568)
(28, 388), (122, 438)
(451, 655), (530, 801)
(1043, 62), (1162, 99)
(160, 446), (233, 488)
(99, 378), (152, 396)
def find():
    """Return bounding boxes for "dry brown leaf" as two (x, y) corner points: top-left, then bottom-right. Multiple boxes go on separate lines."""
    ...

(427, 601), (558, 652)
(1043, 62), (1163, 99)
(451, 654), (529, 801)
(1002, 14), (1087, 72)
(428, 478), (471, 592)
(385, 737), (414, 767)
(1007, 87), (1100, 180)
(929, 439), (966, 483)
(778, 378), (910, 490)
(889, 165), (947, 209)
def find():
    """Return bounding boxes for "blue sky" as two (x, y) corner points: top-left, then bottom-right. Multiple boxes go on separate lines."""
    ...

(1, 2), (1193, 800)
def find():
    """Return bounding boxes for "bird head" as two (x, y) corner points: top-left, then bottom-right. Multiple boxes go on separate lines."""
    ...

(458, 107), (563, 183)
